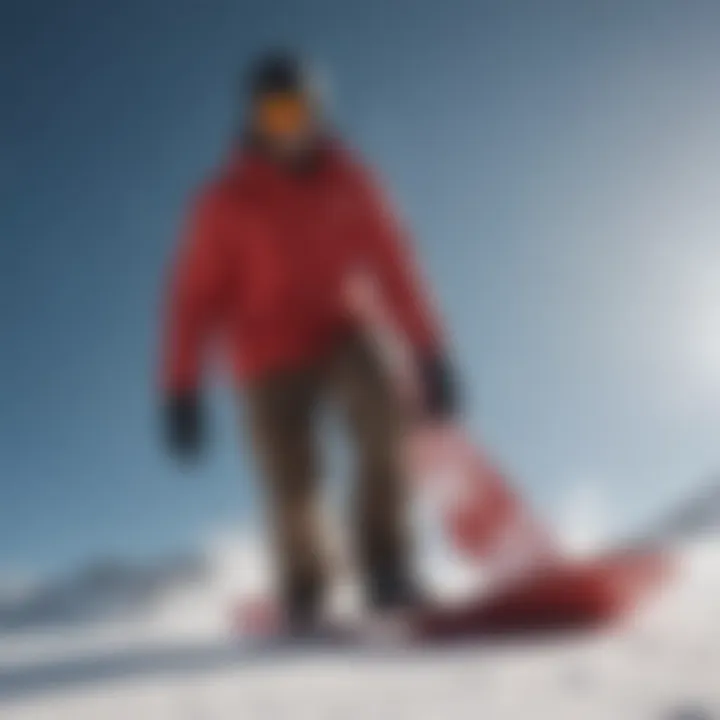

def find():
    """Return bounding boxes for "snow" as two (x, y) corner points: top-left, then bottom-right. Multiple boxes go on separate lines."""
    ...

(0, 538), (718, 719)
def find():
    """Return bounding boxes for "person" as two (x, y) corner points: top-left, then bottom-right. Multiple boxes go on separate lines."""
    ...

(160, 51), (458, 634)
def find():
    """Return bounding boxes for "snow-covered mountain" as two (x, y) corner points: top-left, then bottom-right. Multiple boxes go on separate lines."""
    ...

(643, 479), (720, 543)
(0, 554), (208, 632)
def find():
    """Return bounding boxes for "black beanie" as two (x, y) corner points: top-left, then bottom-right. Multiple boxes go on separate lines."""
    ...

(247, 51), (315, 102)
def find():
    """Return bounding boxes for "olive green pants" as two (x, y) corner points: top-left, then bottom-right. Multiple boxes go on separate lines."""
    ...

(246, 333), (408, 623)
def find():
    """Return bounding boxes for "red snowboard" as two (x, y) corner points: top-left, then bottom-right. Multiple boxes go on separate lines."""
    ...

(415, 548), (670, 641)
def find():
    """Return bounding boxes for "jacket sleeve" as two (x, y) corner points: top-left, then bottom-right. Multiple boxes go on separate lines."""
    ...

(358, 171), (443, 352)
(161, 189), (229, 394)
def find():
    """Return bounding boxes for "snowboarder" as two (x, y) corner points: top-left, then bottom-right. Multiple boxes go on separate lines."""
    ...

(160, 51), (458, 635)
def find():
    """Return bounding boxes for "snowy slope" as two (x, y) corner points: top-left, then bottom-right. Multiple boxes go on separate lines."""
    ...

(0, 534), (718, 720)
(2, 479), (720, 719)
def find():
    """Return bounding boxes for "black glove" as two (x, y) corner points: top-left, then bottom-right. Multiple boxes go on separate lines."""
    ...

(416, 352), (459, 420)
(164, 393), (203, 460)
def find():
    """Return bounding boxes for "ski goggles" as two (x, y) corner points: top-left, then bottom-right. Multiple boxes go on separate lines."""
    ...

(254, 92), (314, 139)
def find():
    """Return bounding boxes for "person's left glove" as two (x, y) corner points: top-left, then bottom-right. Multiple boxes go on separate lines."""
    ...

(416, 352), (460, 420)
(164, 392), (204, 460)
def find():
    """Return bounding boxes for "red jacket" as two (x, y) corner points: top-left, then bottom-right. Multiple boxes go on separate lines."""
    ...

(162, 142), (441, 392)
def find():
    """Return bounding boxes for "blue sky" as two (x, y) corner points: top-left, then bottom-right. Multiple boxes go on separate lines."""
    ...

(3, 0), (720, 576)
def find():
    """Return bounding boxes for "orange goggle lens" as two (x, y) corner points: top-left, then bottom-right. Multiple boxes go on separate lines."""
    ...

(255, 94), (312, 137)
